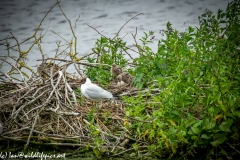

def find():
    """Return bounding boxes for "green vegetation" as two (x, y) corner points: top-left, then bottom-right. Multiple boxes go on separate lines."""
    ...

(84, 0), (240, 158)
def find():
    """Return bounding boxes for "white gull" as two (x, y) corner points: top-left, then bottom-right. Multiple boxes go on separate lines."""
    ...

(81, 78), (113, 100)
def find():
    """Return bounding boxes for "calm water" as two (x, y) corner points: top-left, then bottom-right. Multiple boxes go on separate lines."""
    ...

(0, 0), (231, 77)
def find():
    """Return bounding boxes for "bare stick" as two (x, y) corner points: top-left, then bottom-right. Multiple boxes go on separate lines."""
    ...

(46, 108), (80, 116)
(50, 67), (60, 111)
(226, 142), (240, 154)
(24, 111), (39, 149)
(12, 88), (51, 118)
(9, 1), (60, 50)
(131, 27), (144, 56)
(74, 63), (83, 77)
(59, 115), (77, 135)
(88, 24), (139, 56)
(57, 0), (78, 55)
(113, 13), (144, 39)
(1, 126), (29, 136)
(16, 86), (38, 104)
(74, 14), (81, 30)
(22, 71), (65, 118)
(51, 30), (69, 43)
(59, 71), (77, 105)
(10, 32), (22, 59)
(0, 58), (29, 86)
(32, 84), (51, 98)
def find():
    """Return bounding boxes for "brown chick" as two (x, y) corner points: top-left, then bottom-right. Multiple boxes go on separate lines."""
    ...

(116, 72), (133, 86)
(111, 64), (122, 78)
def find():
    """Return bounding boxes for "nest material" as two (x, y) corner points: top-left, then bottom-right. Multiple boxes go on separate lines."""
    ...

(0, 62), (132, 155)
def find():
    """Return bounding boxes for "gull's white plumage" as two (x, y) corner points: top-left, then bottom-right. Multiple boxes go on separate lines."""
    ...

(81, 78), (113, 100)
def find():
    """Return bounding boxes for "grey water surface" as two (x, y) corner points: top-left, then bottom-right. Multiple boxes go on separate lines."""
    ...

(0, 0), (231, 76)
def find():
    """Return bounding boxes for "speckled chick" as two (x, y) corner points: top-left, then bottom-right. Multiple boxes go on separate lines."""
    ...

(110, 64), (122, 78)
(116, 72), (133, 86)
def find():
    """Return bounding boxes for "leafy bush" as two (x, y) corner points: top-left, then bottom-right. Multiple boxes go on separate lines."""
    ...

(122, 0), (240, 158)
(81, 0), (240, 158)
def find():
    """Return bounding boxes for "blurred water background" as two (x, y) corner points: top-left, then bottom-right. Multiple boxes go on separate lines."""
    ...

(0, 0), (231, 76)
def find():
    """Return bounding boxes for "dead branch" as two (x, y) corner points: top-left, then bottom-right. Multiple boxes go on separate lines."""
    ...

(113, 13), (144, 39)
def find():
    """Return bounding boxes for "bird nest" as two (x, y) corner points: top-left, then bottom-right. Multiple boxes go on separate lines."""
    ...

(0, 61), (132, 155)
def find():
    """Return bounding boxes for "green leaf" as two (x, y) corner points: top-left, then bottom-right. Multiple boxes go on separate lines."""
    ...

(93, 148), (100, 157)
(201, 134), (210, 139)
(219, 118), (233, 132)
(203, 118), (216, 130)
(211, 132), (228, 146)
(191, 126), (200, 135)
(211, 137), (227, 146)
(171, 143), (178, 154)
(171, 110), (180, 116)
(93, 130), (100, 135)
(126, 110), (130, 116)
(208, 120), (216, 130)
(234, 111), (240, 118)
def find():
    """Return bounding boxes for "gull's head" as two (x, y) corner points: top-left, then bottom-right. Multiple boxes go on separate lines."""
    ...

(85, 78), (92, 85)
(81, 77), (91, 85)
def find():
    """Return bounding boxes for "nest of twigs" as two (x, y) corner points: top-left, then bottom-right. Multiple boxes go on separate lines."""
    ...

(0, 2), (149, 156)
(0, 61), (134, 155)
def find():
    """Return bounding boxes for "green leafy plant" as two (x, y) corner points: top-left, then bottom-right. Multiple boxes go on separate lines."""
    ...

(84, 37), (128, 83)
(122, 0), (240, 158)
